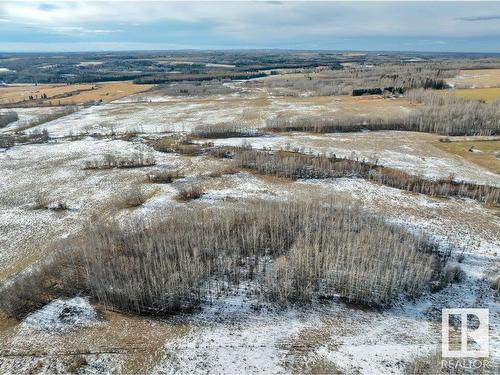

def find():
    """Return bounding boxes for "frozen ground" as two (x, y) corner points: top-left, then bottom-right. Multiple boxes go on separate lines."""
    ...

(0, 88), (499, 374)
(26, 85), (412, 138)
(22, 297), (98, 331)
(0, 107), (61, 132)
(2, 171), (498, 373)
(207, 132), (500, 186)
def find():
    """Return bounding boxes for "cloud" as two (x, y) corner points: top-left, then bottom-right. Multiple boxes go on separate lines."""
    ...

(3, 0), (500, 39)
(459, 15), (500, 22)
(49, 26), (123, 34)
(1, 1), (500, 52)
(85, 29), (123, 34)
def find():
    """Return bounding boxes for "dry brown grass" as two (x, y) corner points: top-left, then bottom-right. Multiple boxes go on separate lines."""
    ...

(0, 307), (189, 374)
(0, 82), (152, 106)
(448, 69), (500, 88)
(434, 139), (500, 174)
(404, 347), (496, 374)
(59, 82), (152, 104)
(0, 84), (95, 105)
(454, 88), (500, 102)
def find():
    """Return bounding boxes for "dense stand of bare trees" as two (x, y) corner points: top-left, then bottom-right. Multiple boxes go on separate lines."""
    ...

(0, 199), (445, 318)
(265, 114), (407, 133)
(151, 81), (235, 97)
(81, 199), (441, 313)
(265, 92), (500, 136)
(192, 122), (261, 138)
(406, 89), (500, 135)
(0, 129), (50, 149)
(135, 71), (265, 84)
(228, 148), (500, 205)
(14, 106), (78, 132)
(259, 63), (457, 97)
(0, 111), (19, 128)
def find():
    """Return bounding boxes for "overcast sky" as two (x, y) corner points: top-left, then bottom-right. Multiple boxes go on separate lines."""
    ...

(1, 1), (500, 53)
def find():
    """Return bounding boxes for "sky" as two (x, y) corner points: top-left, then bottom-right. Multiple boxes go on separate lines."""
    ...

(1, 1), (500, 53)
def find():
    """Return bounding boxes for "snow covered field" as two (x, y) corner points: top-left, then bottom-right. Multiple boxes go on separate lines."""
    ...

(26, 83), (412, 137)
(0, 88), (498, 374)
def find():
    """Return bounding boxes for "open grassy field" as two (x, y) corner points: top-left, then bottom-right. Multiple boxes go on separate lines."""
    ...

(27, 88), (415, 138)
(448, 68), (500, 88)
(454, 87), (500, 102)
(0, 82), (152, 106)
(434, 138), (500, 174)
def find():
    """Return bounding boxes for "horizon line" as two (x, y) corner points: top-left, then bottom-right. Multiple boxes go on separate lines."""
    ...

(1, 48), (500, 55)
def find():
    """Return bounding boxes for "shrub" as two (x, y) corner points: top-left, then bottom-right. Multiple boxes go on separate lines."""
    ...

(148, 170), (183, 183)
(26, 129), (50, 144)
(208, 169), (223, 178)
(176, 184), (204, 201)
(223, 166), (239, 175)
(50, 202), (70, 211)
(490, 276), (500, 292)
(32, 192), (50, 210)
(484, 263), (500, 292)
(0, 134), (15, 149)
(151, 138), (211, 156)
(404, 347), (492, 374)
(175, 143), (204, 156)
(84, 153), (156, 170)
(210, 147), (234, 159)
(0, 130), (50, 149)
(151, 137), (176, 153)
(121, 185), (151, 208)
(404, 350), (443, 374)
(441, 264), (466, 285)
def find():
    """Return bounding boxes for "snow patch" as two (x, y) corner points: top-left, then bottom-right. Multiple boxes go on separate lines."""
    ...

(22, 297), (98, 331)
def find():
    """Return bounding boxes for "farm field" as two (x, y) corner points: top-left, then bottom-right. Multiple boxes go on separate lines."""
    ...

(24, 86), (415, 137)
(0, 82), (152, 106)
(448, 68), (500, 88)
(454, 87), (500, 102)
(433, 139), (500, 174)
